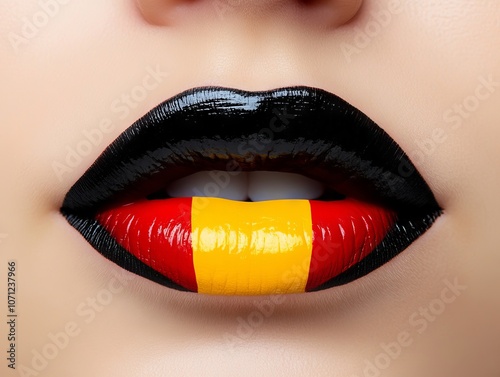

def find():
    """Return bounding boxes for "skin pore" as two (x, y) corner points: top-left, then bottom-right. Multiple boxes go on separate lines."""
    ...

(1, 1), (499, 376)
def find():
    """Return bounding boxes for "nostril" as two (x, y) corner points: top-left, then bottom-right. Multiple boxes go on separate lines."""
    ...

(298, 0), (364, 26)
(135, 0), (195, 26)
(135, 0), (162, 25)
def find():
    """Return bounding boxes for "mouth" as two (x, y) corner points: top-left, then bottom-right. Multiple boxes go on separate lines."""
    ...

(61, 86), (441, 296)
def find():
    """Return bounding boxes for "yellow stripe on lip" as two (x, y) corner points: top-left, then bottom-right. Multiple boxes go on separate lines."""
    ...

(191, 197), (313, 295)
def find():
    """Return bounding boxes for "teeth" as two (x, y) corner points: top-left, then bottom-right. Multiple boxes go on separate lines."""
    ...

(166, 171), (325, 201)
(166, 171), (248, 201)
(247, 171), (324, 201)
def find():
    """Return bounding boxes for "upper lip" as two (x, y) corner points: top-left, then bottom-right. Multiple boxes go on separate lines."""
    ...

(61, 86), (442, 293)
(62, 86), (438, 215)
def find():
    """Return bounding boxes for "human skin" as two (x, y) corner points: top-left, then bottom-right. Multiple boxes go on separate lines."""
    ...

(1, 0), (499, 376)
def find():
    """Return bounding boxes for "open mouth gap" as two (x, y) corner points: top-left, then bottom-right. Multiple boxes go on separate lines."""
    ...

(144, 170), (347, 202)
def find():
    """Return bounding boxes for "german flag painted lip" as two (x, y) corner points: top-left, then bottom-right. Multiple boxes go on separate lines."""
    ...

(61, 86), (442, 295)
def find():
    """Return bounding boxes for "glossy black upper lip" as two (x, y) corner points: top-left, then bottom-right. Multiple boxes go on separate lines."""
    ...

(61, 86), (439, 216)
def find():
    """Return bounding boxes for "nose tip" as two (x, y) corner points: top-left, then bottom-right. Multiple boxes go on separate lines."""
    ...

(135, 0), (364, 27)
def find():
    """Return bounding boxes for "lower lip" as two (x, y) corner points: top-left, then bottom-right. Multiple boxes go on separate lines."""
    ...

(95, 197), (396, 295)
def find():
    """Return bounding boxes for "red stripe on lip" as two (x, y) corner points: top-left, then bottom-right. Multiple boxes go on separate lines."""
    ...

(307, 199), (397, 291)
(96, 196), (396, 294)
(96, 198), (198, 292)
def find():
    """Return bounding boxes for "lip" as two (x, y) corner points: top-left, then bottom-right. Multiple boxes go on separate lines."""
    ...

(61, 86), (442, 295)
